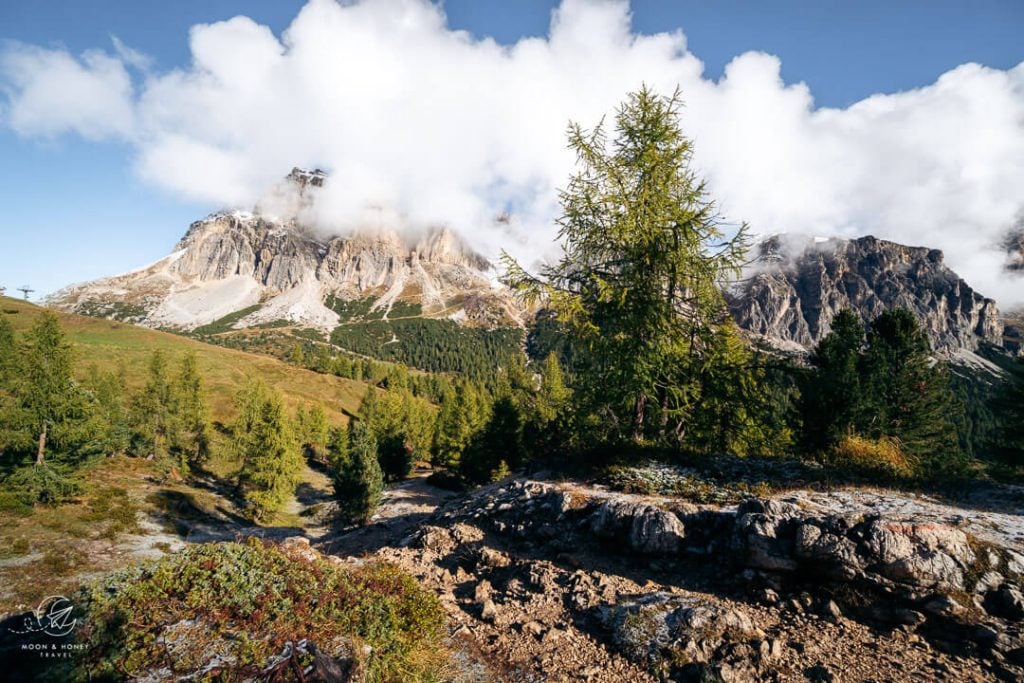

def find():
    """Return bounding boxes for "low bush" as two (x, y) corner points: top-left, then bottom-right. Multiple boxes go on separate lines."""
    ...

(830, 435), (914, 478)
(70, 539), (451, 681)
(86, 486), (140, 538)
(2, 463), (82, 506)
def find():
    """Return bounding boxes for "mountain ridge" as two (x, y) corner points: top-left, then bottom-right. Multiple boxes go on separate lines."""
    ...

(46, 170), (1016, 359)
(48, 209), (520, 332)
(726, 233), (1006, 356)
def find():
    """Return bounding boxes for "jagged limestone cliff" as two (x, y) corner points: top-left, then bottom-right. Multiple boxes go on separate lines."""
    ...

(727, 235), (1004, 354)
(47, 171), (517, 331)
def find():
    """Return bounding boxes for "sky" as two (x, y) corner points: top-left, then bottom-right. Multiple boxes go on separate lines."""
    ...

(0, 0), (1022, 305)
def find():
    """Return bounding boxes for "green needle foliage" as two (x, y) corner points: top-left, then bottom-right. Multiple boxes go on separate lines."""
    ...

(334, 422), (384, 525)
(804, 308), (963, 475)
(174, 350), (213, 469)
(460, 395), (525, 484)
(234, 379), (304, 521)
(504, 86), (749, 445)
(431, 380), (487, 469)
(129, 350), (179, 470)
(991, 357), (1024, 466)
(21, 312), (83, 465)
(327, 422), (351, 469)
(360, 386), (435, 479)
(295, 402), (330, 463)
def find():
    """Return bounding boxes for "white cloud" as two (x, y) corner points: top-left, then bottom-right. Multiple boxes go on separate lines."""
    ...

(2, 0), (1023, 306)
(0, 40), (136, 140)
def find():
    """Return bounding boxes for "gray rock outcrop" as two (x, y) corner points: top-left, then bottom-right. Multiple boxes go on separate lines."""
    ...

(727, 234), (1004, 353)
(46, 170), (519, 331)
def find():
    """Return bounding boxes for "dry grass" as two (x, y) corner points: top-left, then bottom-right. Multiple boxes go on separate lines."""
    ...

(0, 296), (367, 424)
(831, 435), (914, 478)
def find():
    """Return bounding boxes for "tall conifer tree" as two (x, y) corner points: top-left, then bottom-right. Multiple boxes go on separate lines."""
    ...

(334, 422), (384, 525)
(236, 384), (303, 520)
(504, 87), (748, 443)
(22, 312), (79, 465)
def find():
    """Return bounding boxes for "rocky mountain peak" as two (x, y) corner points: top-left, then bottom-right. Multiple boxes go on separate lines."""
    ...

(727, 234), (1004, 354)
(286, 166), (326, 189)
(46, 191), (514, 332)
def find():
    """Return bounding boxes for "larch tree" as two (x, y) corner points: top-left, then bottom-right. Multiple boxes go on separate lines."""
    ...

(0, 316), (23, 457)
(504, 87), (749, 444)
(175, 351), (213, 468)
(524, 352), (573, 457)
(22, 312), (80, 465)
(431, 381), (486, 469)
(236, 384), (303, 521)
(327, 422), (350, 469)
(130, 350), (178, 462)
(295, 402), (330, 463)
(84, 364), (131, 456)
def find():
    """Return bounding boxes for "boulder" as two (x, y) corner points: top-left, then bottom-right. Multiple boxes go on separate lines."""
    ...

(589, 500), (686, 555)
(600, 593), (758, 672)
(836, 518), (973, 593)
(984, 585), (1024, 620)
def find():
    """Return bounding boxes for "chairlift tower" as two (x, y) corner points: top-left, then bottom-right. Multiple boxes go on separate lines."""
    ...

(17, 286), (34, 300)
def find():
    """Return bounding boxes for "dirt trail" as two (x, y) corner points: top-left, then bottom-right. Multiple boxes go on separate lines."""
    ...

(320, 473), (456, 557)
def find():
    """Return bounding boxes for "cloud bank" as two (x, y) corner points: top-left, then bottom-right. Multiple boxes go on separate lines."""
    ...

(2, 0), (1023, 305)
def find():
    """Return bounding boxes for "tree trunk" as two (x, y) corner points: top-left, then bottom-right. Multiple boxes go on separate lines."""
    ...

(632, 392), (646, 442)
(35, 423), (47, 466)
(658, 387), (669, 438)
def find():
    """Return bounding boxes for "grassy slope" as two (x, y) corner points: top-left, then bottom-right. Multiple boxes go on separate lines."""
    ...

(0, 296), (374, 614)
(0, 296), (367, 423)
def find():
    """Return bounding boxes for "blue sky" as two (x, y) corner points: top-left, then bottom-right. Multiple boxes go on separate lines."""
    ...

(1, 0), (1023, 299)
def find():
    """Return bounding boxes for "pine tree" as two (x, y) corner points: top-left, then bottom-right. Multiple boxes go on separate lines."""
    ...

(504, 87), (748, 443)
(296, 403), (330, 463)
(236, 387), (303, 521)
(992, 357), (1024, 466)
(22, 312), (80, 465)
(461, 396), (525, 484)
(861, 309), (962, 470)
(804, 308), (962, 474)
(802, 310), (867, 450)
(377, 433), (415, 482)
(130, 350), (180, 471)
(333, 422), (384, 525)
(175, 351), (213, 468)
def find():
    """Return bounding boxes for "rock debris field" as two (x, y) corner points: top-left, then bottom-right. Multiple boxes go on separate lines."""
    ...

(306, 474), (1024, 682)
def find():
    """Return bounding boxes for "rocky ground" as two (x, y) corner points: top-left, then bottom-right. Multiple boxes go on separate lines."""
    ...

(316, 474), (1024, 682)
(8, 462), (1021, 681)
